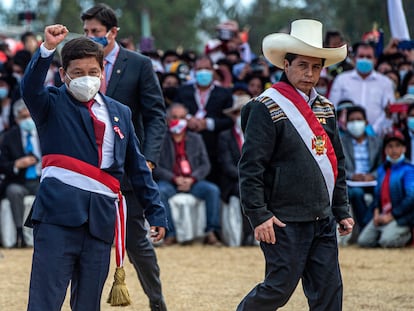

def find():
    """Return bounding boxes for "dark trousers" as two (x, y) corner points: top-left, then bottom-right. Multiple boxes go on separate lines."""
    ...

(237, 217), (343, 311)
(27, 223), (111, 311)
(125, 190), (165, 306)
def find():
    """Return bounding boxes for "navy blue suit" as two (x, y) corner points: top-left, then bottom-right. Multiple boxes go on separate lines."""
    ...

(21, 49), (167, 311)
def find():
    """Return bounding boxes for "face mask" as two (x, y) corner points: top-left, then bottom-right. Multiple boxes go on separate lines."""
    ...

(66, 74), (101, 102)
(399, 70), (407, 81)
(407, 85), (414, 95)
(163, 87), (178, 101)
(19, 117), (36, 132)
(315, 86), (327, 96)
(407, 116), (414, 131)
(169, 119), (187, 134)
(195, 69), (213, 87)
(0, 87), (8, 99)
(164, 63), (173, 73)
(356, 58), (373, 75)
(386, 154), (405, 164)
(89, 31), (110, 47)
(347, 120), (366, 138)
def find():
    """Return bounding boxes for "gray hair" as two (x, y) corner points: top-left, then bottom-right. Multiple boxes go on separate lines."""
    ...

(13, 98), (28, 119)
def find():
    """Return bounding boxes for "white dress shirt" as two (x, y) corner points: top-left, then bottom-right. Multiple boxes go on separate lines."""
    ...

(329, 69), (395, 136)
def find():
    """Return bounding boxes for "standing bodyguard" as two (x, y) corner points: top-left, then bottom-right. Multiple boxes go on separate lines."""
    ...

(237, 19), (354, 310)
(81, 4), (168, 310)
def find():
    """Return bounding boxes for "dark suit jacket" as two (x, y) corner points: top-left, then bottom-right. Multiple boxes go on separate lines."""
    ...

(174, 84), (233, 159)
(0, 125), (40, 186)
(340, 133), (383, 179)
(21, 49), (167, 243)
(152, 131), (211, 183)
(105, 46), (166, 166)
(217, 128), (241, 202)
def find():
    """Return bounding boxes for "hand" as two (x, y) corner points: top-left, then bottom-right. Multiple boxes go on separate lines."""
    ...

(254, 216), (286, 244)
(377, 212), (394, 226)
(44, 24), (69, 50)
(146, 161), (155, 171)
(338, 217), (354, 236)
(150, 226), (166, 242)
(373, 208), (381, 226)
(14, 155), (38, 169)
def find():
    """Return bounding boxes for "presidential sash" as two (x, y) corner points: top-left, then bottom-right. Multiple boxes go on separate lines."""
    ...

(41, 154), (127, 269)
(261, 82), (338, 205)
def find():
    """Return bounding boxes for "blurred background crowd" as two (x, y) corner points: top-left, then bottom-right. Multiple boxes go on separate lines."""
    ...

(0, 0), (414, 249)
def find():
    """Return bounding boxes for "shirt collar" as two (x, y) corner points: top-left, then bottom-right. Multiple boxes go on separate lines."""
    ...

(351, 69), (378, 81)
(296, 87), (318, 106)
(105, 42), (120, 64)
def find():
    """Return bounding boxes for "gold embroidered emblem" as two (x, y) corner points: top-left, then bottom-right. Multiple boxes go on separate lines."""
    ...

(318, 117), (327, 124)
(312, 135), (326, 155)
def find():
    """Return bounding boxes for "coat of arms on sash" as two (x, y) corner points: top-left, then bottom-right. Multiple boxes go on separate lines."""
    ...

(312, 134), (327, 155)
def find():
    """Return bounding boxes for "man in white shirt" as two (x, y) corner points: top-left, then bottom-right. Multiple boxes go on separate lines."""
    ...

(329, 42), (395, 136)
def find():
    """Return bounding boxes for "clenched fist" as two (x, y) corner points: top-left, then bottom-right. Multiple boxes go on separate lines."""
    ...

(44, 24), (69, 50)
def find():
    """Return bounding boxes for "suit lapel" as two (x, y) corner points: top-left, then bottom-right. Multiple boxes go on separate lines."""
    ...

(106, 48), (127, 96)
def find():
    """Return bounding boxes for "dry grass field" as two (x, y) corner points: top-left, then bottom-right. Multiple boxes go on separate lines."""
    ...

(0, 243), (413, 311)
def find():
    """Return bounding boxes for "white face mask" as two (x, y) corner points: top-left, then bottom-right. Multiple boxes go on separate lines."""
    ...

(66, 74), (101, 102)
(347, 120), (366, 138)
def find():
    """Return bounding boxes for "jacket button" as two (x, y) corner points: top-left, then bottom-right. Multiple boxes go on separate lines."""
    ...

(316, 216), (320, 221)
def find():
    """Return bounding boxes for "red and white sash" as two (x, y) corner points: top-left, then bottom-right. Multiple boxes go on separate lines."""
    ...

(41, 154), (127, 268)
(262, 82), (338, 204)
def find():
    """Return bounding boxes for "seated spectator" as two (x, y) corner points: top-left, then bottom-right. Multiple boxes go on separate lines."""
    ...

(402, 103), (414, 164)
(358, 130), (414, 248)
(246, 74), (267, 97)
(383, 70), (401, 99)
(160, 72), (181, 107)
(218, 94), (253, 245)
(0, 99), (41, 247)
(400, 70), (414, 97)
(342, 106), (383, 230)
(153, 103), (221, 246)
(0, 73), (15, 133)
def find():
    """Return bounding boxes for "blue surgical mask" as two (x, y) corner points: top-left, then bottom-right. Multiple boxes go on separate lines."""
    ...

(195, 69), (213, 87)
(356, 58), (373, 74)
(89, 31), (110, 47)
(19, 117), (36, 132)
(407, 85), (414, 95)
(386, 154), (405, 164)
(407, 116), (414, 131)
(0, 87), (8, 99)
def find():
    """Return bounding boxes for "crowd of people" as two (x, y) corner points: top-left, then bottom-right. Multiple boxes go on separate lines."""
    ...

(1, 7), (414, 257)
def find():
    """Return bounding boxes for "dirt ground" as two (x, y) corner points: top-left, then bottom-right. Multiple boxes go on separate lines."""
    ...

(0, 243), (413, 311)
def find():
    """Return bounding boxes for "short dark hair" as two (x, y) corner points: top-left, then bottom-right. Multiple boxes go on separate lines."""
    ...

(346, 105), (367, 121)
(81, 3), (118, 31)
(61, 37), (104, 71)
(352, 42), (375, 57)
(284, 53), (326, 66)
(20, 31), (36, 44)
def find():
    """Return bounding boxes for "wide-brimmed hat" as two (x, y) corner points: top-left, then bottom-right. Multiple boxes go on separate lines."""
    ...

(223, 94), (251, 116)
(262, 19), (347, 69)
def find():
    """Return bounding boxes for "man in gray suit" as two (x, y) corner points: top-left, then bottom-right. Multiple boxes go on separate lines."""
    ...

(82, 4), (167, 311)
(341, 106), (383, 230)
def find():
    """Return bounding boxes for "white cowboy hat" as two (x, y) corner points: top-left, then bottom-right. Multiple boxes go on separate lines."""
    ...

(262, 19), (347, 69)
